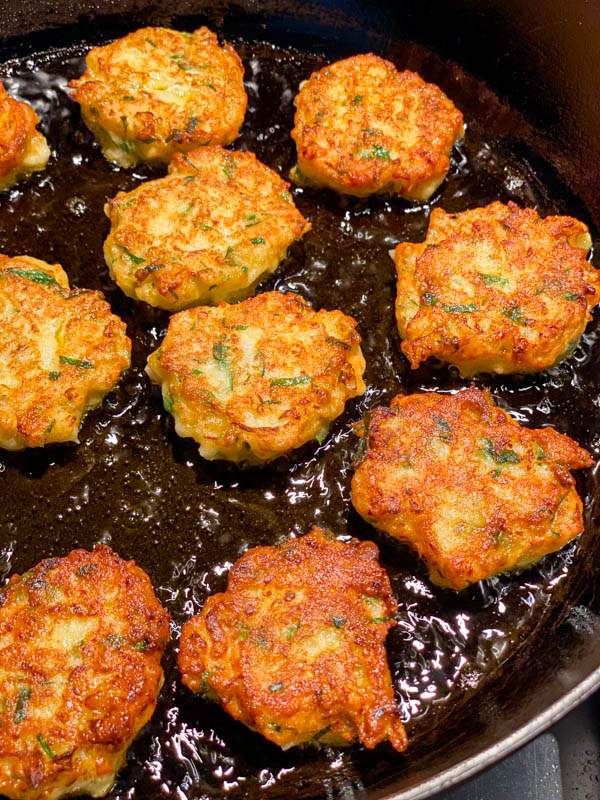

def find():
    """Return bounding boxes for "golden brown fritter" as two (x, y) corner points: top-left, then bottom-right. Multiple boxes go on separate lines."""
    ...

(394, 202), (598, 376)
(351, 387), (593, 591)
(0, 255), (131, 450)
(178, 527), (407, 752)
(0, 545), (170, 800)
(69, 26), (247, 167)
(104, 145), (311, 311)
(290, 53), (463, 199)
(0, 82), (50, 192)
(146, 291), (366, 464)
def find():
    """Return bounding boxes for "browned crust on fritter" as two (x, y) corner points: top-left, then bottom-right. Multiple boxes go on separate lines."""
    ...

(0, 255), (131, 450)
(145, 291), (366, 464)
(69, 27), (247, 166)
(351, 387), (593, 590)
(178, 527), (407, 752)
(291, 54), (463, 198)
(104, 146), (311, 310)
(394, 201), (599, 376)
(0, 83), (49, 188)
(0, 546), (170, 800)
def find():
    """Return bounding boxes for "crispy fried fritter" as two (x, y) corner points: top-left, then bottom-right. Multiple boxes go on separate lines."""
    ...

(0, 83), (50, 192)
(290, 54), (464, 199)
(351, 388), (593, 591)
(145, 291), (366, 464)
(104, 146), (311, 311)
(0, 255), (131, 450)
(69, 27), (247, 167)
(0, 545), (170, 800)
(178, 527), (407, 752)
(394, 202), (598, 376)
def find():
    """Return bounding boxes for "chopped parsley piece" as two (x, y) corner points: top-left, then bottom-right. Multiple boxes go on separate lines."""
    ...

(536, 444), (545, 462)
(360, 144), (391, 160)
(107, 634), (122, 650)
(185, 115), (199, 133)
(184, 175), (196, 185)
(37, 733), (55, 759)
(494, 531), (505, 548)
(122, 246), (145, 265)
(268, 681), (284, 693)
(146, 38), (157, 46)
(422, 292), (438, 306)
(479, 273), (508, 286)
(351, 94), (363, 105)
(59, 356), (94, 369)
(313, 724), (332, 741)
(325, 336), (351, 349)
(363, 128), (381, 135)
(163, 392), (174, 414)
(134, 639), (149, 651)
(171, 53), (191, 71)
(14, 686), (31, 723)
(442, 303), (478, 314)
(315, 427), (329, 445)
(270, 376), (312, 387)
(331, 616), (346, 629)
(76, 564), (97, 577)
(204, 81), (217, 91)
(5, 268), (62, 290)
(284, 623), (300, 641)
(222, 156), (236, 179)
(213, 341), (233, 391)
(181, 154), (198, 172)
(221, 320), (248, 330)
(481, 437), (520, 465)
(48, 371), (61, 381)
(237, 623), (250, 641)
(502, 305), (525, 324)
(434, 415), (452, 442)
(251, 237), (265, 244)
(565, 292), (581, 301)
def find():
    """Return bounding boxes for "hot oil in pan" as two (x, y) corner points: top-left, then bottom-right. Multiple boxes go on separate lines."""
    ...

(0, 37), (599, 799)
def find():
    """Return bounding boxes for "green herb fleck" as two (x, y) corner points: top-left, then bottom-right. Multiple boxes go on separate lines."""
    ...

(184, 175), (196, 185)
(284, 623), (300, 641)
(496, 449), (520, 464)
(313, 724), (332, 741)
(37, 733), (55, 759)
(123, 95), (135, 101)
(502, 305), (525, 325)
(163, 392), (174, 414)
(363, 128), (381, 136)
(222, 319), (248, 330)
(107, 634), (122, 650)
(237, 623), (250, 641)
(5, 268), (62, 290)
(270, 376), (312, 387)
(48, 371), (61, 381)
(434, 415), (452, 442)
(204, 81), (217, 91)
(442, 303), (478, 313)
(122, 246), (145, 265)
(351, 94), (363, 106)
(536, 444), (545, 462)
(565, 292), (581, 301)
(181, 154), (198, 172)
(325, 336), (351, 349)
(213, 341), (233, 391)
(422, 292), (438, 306)
(146, 38), (157, 46)
(479, 273), (508, 286)
(59, 356), (94, 369)
(360, 144), (391, 160)
(222, 155), (236, 179)
(14, 687), (31, 723)
(76, 564), (96, 578)
(134, 639), (148, 651)
(331, 616), (346, 629)
(268, 681), (284, 693)
(251, 237), (265, 244)
(185, 115), (199, 133)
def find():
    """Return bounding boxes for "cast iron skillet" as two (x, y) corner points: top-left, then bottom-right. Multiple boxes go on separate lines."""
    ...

(1, 1), (600, 799)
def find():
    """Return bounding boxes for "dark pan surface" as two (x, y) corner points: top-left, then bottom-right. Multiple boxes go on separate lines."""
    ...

(0, 28), (599, 800)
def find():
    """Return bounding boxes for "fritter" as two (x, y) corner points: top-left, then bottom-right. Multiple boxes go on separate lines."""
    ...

(351, 387), (593, 591)
(104, 145), (311, 311)
(178, 526), (407, 752)
(69, 26), (247, 167)
(0, 82), (50, 192)
(0, 255), (131, 450)
(0, 545), (170, 800)
(146, 291), (366, 464)
(290, 53), (463, 199)
(394, 201), (599, 376)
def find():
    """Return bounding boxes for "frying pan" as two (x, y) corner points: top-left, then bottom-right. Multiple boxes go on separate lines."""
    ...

(0, 1), (600, 798)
